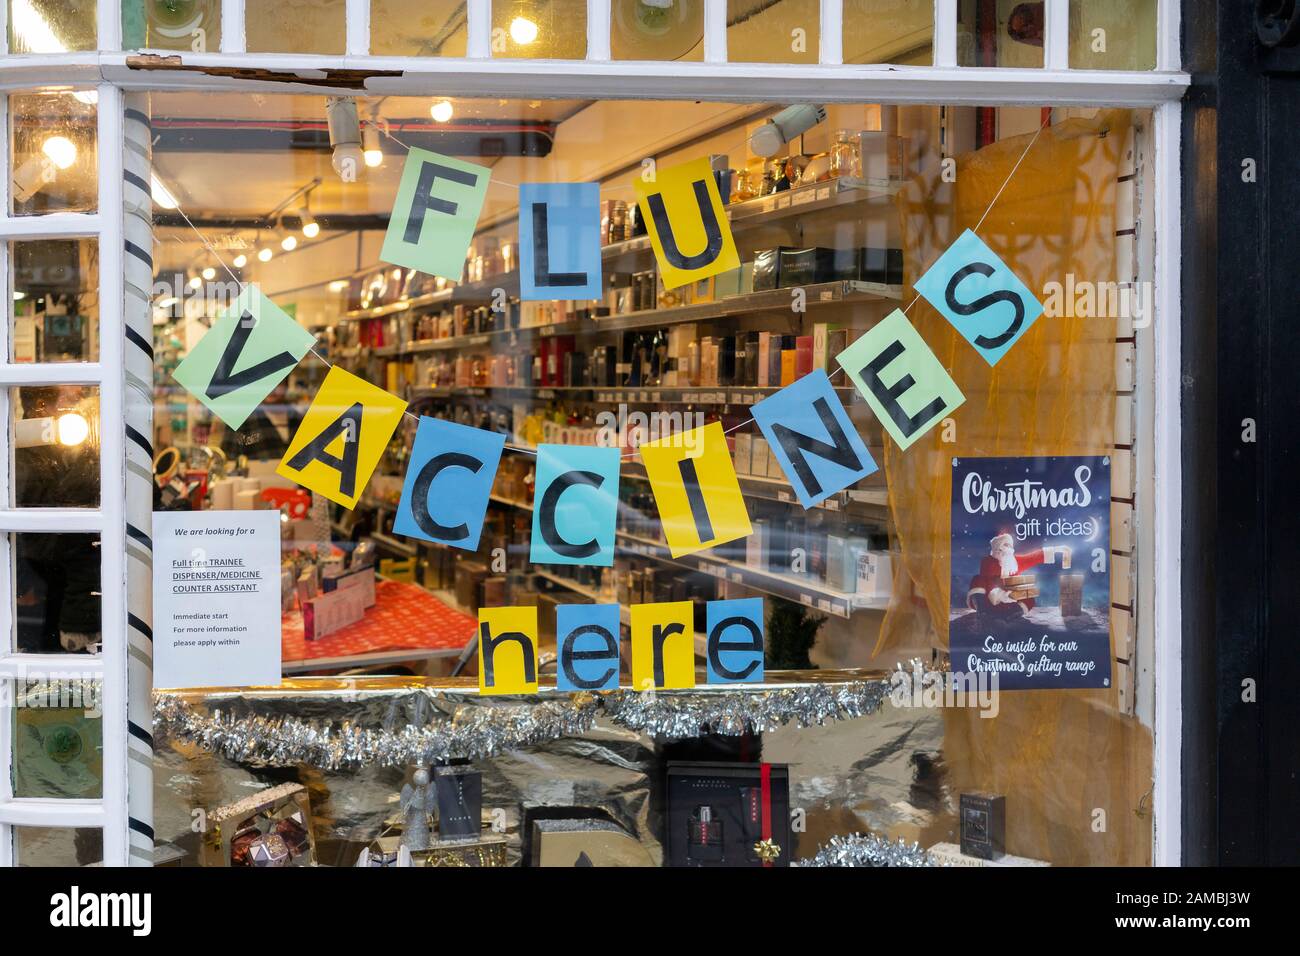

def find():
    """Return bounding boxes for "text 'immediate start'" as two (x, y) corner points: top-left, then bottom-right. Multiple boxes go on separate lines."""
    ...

(170, 558), (263, 594)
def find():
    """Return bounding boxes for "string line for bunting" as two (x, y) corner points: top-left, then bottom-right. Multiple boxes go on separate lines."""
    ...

(156, 115), (1050, 465)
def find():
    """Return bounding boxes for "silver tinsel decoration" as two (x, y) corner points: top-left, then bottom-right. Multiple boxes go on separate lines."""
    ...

(153, 673), (918, 771)
(794, 832), (938, 867)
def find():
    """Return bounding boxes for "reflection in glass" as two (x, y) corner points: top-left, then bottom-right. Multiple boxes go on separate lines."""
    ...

(13, 531), (103, 655)
(727, 0), (818, 64)
(10, 679), (103, 799)
(843, 0), (934, 65)
(371, 0), (466, 57)
(7, 0), (97, 53)
(1069, 0), (1155, 71)
(957, 0), (1044, 68)
(9, 91), (98, 217)
(11, 240), (100, 363)
(122, 0), (221, 52)
(611, 0), (702, 61)
(245, 0), (345, 54)
(14, 827), (103, 866)
(491, 0), (586, 59)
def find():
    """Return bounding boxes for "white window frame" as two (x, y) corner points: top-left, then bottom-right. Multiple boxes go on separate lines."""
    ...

(0, 0), (1187, 867)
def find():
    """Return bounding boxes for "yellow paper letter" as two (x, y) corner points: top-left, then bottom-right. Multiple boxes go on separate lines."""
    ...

(630, 600), (695, 691)
(640, 421), (752, 558)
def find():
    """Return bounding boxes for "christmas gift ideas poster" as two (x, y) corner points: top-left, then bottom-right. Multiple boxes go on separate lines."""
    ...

(949, 456), (1112, 690)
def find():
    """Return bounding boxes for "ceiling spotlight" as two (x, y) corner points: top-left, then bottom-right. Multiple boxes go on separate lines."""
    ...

(328, 279), (348, 293)
(56, 412), (90, 448)
(258, 247), (273, 263)
(233, 253), (248, 268)
(41, 135), (77, 170)
(201, 266), (216, 281)
(510, 16), (538, 45)
(188, 275), (202, 290)
(362, 123), (383, 169)
(326, 97), (363, 181)
(299, 207), (320, 238)
(430, 100), (454, 123)
(281, 235), (298, 252)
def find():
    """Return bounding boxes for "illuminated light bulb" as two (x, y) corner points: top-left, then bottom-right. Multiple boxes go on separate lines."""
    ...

(14, 291), (27, 301)
(430, 100), (454, 123)
(281, 235), (298, 252)
(328, 279), (347, 293)
(56, 412), (90, 447)
(201, 266), (216, 281)
(362, 124), (383, 168)
(299, 208), (320, 238)
(258, 247), (273, 262)
(188, 275), (202, 290)
(41, 135), (77, 170)
(510, 16), (538, 44)
(233, 254), (248, 268)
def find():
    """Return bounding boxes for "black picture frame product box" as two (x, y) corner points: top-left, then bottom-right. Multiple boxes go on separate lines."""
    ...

(434, 765), (483, 839)
(666, 761), (791, 867)
(959, 792), (1006, 860)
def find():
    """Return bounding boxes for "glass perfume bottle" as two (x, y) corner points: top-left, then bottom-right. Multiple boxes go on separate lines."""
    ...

(687, 805), (724, 863)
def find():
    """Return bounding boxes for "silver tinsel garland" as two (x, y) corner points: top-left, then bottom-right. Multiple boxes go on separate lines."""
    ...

(794, 832), (938, 867)
(153, 674), (910, 770)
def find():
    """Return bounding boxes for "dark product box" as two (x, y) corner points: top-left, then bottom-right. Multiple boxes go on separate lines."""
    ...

(752, 247), (792, 292)
(960, 792), (1006, 860)
(778, 247), (835, 287)
(435, 766), (483, 839)
(667, 762), (792, 867)
(862, 247), (905, 285)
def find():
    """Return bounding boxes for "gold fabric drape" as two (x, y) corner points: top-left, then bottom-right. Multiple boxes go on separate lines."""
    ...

(881, 111), (1153, 865)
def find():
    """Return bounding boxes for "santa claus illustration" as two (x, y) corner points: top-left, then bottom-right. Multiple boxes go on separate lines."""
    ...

(967, 533), (1072, 618)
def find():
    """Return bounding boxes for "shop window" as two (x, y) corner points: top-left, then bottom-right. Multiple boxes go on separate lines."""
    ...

(244, 0), (346, 55)
(1069, 0), (1157, 71)
(6, 0), (96, 53)
(8, 678), (103, 799)
(491, 0), (587, 59)
(957, 0), (1045, 68)
(726, 0), (819, 64)
(370, 0), (467, 57)
(611, 0), (704, 61)
(122, 0), (222, 52)
(12, 826), (102, 866)
(842, 0), (935, 65)
(8, 91), (98, 218)
(9, 239), (99, 363)
(11, 530), (103, 654)
(11, 386), (101, 511)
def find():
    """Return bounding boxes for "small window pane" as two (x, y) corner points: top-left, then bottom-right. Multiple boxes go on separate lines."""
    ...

(122, 0), (221, 52)
(245, 0), (345, 54)
(10, 678), (103, 799)
(1069, 0), (1156, 71)
(371, 0), (466, 56)
(12, 386), (101, 511)
(9, 91), (98, 217)
(13, 531), (103, 654)
(492, 0), (586, 59)
(13, 827), (102, 866)
(843, 0), (935, 64)
(612, 0), (702, 61)
(7, 0), (96, 53)
(726, 0), (818, 64)
(11, 239), (99, 363)
(957, 0), (1044, 68)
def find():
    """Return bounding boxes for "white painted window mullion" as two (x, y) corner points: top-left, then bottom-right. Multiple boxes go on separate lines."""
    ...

(819, 0), (843, 65)
(1157, 0), (1181, 71)
(467, 0), (492, 58)
(222, 0), (247, 53)
(933, 0), (957, 68)
(703, 0), (727, 63)
(0, 214), (101, 240)
(0, 799), (107, 828)
(98, 0), (122, 51)
(587, 0), (611, 61)
(1044, 0), (1069, 70)
(346, 0), (370, 55)
(0, 364), (103, 386)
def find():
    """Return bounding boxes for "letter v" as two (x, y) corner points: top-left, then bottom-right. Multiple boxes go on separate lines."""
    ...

(206, 311), (297, 400)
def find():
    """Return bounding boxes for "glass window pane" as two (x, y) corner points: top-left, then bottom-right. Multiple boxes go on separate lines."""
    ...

(612, 0), (703, 60)
(245, 0), (345, 54)
(13, 827), (103, 866)
(7, 0), (96, 53)
(957, 0), (1044, 68)
(13, 531), (102, 654)
(10, 678), (103, 799)
(10, 239), (100, 363)
(9, 91), (98, 217)
(726, 0), (818, 64)
(1069, 0), (1156, 70)
(122, 0), (221, 52)
(12, 385), (101, 510)
(370, 0), (466, 57)
(843, 0), (935, 64)
(492, 0), (586, 59)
